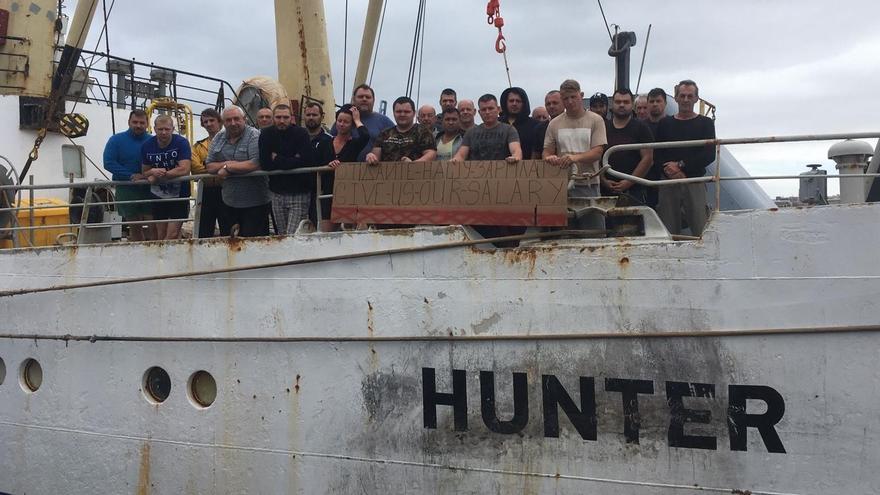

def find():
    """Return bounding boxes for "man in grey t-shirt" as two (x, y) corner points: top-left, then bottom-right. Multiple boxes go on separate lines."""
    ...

(205, 106), (270, 237)
(452, 94), (522, 162)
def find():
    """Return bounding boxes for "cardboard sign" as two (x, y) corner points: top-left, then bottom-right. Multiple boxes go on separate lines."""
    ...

(331, 160), (569, 226)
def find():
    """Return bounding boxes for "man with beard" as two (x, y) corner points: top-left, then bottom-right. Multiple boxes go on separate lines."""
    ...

(534, 89), (564, 158)
(457, 99), (477, 133)
(603, 89), (654, 206)
(589, 92), (609, 118)
(258, 104), (315, 234)
(302, 102), (335, 230)
(654, 80), (715, 236)
(500, 87), (540, 160)
(205, 106), (270, 237)
(643, 87), (669, 207)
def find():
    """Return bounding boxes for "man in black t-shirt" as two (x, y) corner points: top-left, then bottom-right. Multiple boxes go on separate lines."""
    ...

(604, 88), (654, 206)
(654, 80), (716, 236)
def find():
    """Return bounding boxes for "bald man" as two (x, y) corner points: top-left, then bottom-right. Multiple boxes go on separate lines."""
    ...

(256, 107), (273, 129)
(418, 105), (437, 130)
(205, 106), (270, 237)
(457, 99), (476, 132)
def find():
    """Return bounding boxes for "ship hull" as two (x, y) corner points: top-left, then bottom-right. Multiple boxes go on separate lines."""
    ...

(1, 204), (879, 494)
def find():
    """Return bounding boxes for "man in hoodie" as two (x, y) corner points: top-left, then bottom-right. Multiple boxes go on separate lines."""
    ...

(500, 87), (540, 160)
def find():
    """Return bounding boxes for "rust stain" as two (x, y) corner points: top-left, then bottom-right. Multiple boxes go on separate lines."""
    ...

(294, 374), (301, 394)
(366, 300), (374, 336)
(619, 256), (630, 266)
(136, 441), (151, 495)
(295, 5), (312, 94)
(502, 249), (538, 277)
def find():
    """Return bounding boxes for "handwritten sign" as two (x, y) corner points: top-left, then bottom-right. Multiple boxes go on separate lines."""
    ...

(331, 160), (569, 226)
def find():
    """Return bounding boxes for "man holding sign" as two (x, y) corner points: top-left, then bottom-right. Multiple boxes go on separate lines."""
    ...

(366, 96), (436, 164)
(452, 94), (522, 163)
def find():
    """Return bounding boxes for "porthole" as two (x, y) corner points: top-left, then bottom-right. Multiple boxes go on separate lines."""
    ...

(143, 366), (171, 403)
(0, 357), (6, 385)
(20, 358), (42, 392)
(187, 370), (217, 408)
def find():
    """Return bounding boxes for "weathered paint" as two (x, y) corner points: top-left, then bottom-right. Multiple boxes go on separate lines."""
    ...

(0, 205), (879, 493)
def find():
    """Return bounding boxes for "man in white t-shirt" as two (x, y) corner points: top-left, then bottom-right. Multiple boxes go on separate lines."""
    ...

(543, 79), (607, 197)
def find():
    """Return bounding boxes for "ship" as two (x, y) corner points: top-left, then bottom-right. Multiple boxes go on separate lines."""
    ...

(1, 1), (879, 494)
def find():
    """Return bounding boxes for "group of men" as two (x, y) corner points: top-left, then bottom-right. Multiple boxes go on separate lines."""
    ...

(103, 77), (714, 240)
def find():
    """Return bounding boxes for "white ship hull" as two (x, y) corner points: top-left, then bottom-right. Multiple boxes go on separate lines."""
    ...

(1, 204), (879, 494)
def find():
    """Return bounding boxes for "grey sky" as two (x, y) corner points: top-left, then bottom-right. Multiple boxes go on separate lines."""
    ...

(79, 0), (879, 197)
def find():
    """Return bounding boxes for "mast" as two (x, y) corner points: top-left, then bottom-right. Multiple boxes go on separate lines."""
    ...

(353, 0), (384, 90)
(274, 0), (335, 125)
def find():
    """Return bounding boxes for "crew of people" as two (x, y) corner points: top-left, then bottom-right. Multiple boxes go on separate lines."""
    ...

(102, 78), (715, 241)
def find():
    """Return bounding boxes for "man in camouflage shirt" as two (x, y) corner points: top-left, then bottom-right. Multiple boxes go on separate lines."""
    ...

(366, 96), (437, 163)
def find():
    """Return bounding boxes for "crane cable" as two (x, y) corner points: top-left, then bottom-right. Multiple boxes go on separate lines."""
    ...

(405, 0), (427, 98)
(486, 0), (512, 88)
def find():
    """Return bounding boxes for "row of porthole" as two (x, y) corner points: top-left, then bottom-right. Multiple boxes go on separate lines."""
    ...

(0, 357), (43, 393)
(144, 366), (217, 408)
(0, 358), (216, 409)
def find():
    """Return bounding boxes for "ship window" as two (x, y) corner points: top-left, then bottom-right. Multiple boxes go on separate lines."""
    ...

(61, 144), (85, 178)
(143, 366), (171, 404)
(20, 358), (42, 392)
(0, 357), (6, 385)
(188, 370), (217, 408)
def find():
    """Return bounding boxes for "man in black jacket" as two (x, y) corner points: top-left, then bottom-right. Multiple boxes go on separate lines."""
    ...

(258, 104), (315, 235)
(654, 80), (716, 236)
(499, 87), (540, 160)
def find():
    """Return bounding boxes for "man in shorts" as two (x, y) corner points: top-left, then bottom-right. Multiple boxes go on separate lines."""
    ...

(103, 109), (154, 240)
(141, 115), (192, 240)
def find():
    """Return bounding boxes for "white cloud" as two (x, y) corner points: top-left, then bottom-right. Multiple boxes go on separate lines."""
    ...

(71, 0), (880, 196)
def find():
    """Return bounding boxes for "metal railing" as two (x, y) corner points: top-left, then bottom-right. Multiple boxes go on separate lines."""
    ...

(601, 132), (880, 210)
(0, 167), (332, 248)
(1, 131), (879, 248)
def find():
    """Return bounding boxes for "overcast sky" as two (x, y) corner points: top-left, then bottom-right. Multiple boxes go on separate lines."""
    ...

(77, 0), (879, 197)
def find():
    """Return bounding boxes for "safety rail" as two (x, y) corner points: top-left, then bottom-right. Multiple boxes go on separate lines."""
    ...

(58, 48), (248, 129)
(601, 132), (880, 210)
(0, 167), (332, 248)
(2, 132), (879, 248)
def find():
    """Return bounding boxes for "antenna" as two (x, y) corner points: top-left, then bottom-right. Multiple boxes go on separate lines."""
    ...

(635, 24), (652, 95)
(596, 0), (613, 42)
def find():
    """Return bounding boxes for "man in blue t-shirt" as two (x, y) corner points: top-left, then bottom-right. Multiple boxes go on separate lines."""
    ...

(332, 84), (394, 161)
(141, 115), (192, 240)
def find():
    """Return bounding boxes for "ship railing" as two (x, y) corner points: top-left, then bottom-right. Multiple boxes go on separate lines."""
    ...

(0, 167), (332, 248)
(2, 131), (880, 248)
(600, 132), (880, 210)
(54, 48), (246, 126)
